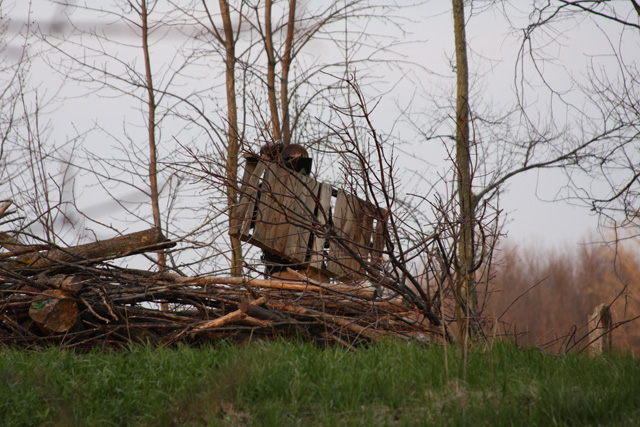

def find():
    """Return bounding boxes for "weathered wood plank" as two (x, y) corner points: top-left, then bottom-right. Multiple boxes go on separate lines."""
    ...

(309, 182), (332, 271)
(349, 195), (372, 275)
(325, 193), (380, 278)
(371, 215), (386, 261)
(283, 173), (319, 264)
(230, 159), (267, 239)
(29, 289), (78, 333)
(355, 204), (374, 260)
(252, 163), (295, 257)
(588, 303), (613, 356)
(326, 191), (357, 277)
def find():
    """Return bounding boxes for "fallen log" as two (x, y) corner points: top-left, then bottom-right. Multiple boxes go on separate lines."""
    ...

(0, 245), (51, 260)
(36, 274), (85, 291)
(0, 231), (36, 253)
(239, 315), (273, 328)
(2, 227), (175, 271)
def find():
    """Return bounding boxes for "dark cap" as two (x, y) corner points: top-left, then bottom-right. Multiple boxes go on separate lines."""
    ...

(281, 143), (308, 159)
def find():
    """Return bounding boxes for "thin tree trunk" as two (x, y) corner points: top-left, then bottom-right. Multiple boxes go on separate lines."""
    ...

(265, 0), (282, 142)
(452, 0), (476, 345)
(280, 0), (296, 146)
(218, 0), (243, 276)
(140, 0), (166, 270)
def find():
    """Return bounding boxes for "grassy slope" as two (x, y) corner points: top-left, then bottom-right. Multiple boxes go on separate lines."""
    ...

(1, 340), (638, 426)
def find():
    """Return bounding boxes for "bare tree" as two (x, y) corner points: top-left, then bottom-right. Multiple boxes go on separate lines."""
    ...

(138, 0), (166, 270)
(263, 0), (283, 142)
(199, 0), (244, 275)
(452, 0), (475, 345)
(517, 1), (640, 238)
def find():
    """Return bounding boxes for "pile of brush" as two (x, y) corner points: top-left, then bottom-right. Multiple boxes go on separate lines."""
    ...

(0, 225), (442, 349)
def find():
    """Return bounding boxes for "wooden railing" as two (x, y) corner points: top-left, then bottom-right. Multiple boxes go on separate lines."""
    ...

(230, 157), (386, 280)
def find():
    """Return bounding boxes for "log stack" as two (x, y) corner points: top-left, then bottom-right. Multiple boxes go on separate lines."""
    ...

(0, 267), (441, 349)
(0, 202), (443, 349)
(0, 235), (440, 349)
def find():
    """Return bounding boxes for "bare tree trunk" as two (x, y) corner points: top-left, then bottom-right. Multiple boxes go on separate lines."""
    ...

(280, 0), (296, 146)
(265, 0), (282, 142)
(452, 0), (475, 344)
(140, 0), (166, 270)
(218, 0), (243, 276)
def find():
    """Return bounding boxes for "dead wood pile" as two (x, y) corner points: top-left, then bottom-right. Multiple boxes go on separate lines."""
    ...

(0, 226), (441, 349)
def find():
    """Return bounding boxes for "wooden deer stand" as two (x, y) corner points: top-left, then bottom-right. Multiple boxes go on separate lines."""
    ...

(230, 155), (386, 283)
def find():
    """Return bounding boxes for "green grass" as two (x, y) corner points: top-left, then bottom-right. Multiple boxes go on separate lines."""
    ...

(1, 340), (638, 426)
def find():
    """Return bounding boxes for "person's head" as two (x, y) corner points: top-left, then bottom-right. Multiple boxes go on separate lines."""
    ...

(281, 143), (312, 175)
(281, 143), (308, 159)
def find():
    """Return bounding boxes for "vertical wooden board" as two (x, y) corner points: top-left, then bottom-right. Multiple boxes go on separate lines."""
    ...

(229, 159), (257, 237)
(309, 182), (332, 271)
(356, 202), (387, 267)
(326, 194), (380, 278)
(271, 166), (299, 255)
(371, 215), (386, 261)
(345, 195), (362, 275)
(231, 161), (267, 240)
(251, 164), (275, 247)
(344, 195), (371, 273)
(325, 191), (354, 277)
(283, 174), (319, 264)
(252, 164), (296, 257)
(354, 204), (374, 263)
(252, 165), (279, 251)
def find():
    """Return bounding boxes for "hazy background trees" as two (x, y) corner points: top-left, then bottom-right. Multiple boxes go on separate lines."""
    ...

(487, 240), (640, 354)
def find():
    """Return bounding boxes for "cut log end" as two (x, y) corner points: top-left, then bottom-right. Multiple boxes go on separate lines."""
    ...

(29, 289), (78, 333)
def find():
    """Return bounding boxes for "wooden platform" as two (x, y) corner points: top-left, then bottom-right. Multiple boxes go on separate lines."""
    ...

(230, 157), (386, 280)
